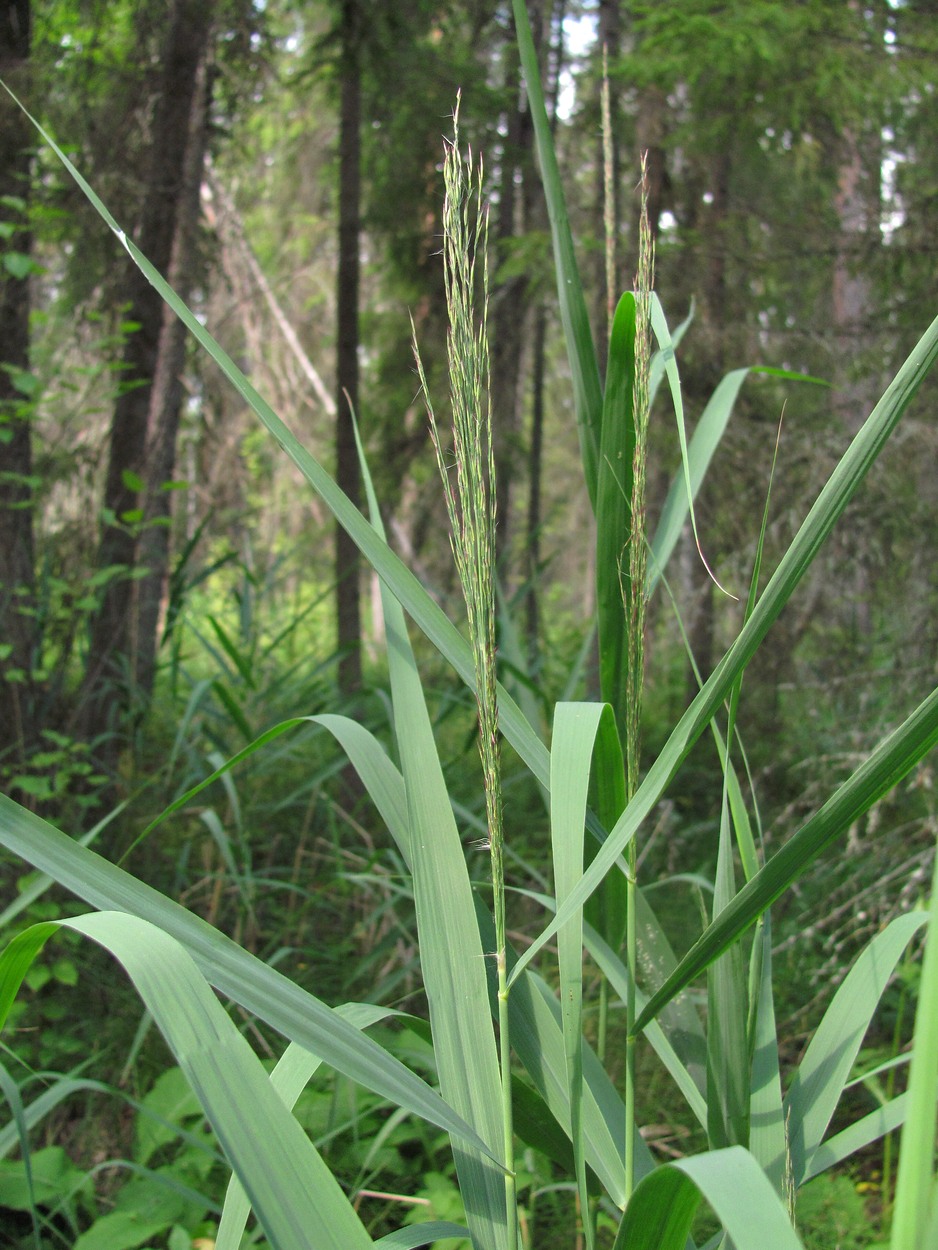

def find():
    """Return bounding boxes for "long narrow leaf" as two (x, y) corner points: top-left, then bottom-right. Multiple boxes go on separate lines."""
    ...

(1, 914), (374, 1250)
(648, 294), (729, 598)
(635, 891), (707, 1094)
(360, 426), (508, 1250)
(785, 910), (926, 1183)
(0, 1079), (112, 1160)
(889, 846), (938, 1250)
(647, 366), (823, 598)
(317, 714), (639, 1209)
(647, 367), (748, 597)
(633, 689), (938, 1032)
(611, 1146), (804, 1250)
(380, 603), (509, 1250)
(0, 1060), (40, 1245)
(216, 1004), (391, 1250)
(648, 300), (693, 408)
(583, 921), (708, 1131)
(515, 884), (708, 1132)
(706, 465), (776, 1153)
(473, 899), (636, 1206)
(806, 1093), (909, 1181)
(0, 794), (497, 1162)
(512, 297), (938, 990)
(551, 703), (619, 1246)
(749, 917), (786, 1192)
(706, 794), (748, 1150)
(374, 1226), (474, 1250)
(0, 803), (124, 928)
(596, 295), (636, 726)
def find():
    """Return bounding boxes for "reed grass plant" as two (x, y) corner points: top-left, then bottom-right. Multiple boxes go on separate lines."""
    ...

(3, 5), (938, 1245)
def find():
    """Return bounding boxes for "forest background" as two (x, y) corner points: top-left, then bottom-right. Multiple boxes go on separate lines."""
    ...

(0, 0), (937, 1247)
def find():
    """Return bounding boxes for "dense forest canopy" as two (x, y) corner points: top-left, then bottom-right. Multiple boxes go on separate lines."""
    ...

(0, 1), (937, 1247)
(1, 0), (935, 773)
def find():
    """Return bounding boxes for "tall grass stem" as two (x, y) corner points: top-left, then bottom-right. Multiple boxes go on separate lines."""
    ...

(624, 155), (655, 1206)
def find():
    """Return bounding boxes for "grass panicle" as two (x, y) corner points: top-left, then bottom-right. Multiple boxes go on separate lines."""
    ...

(626, 153), (654, 802)
(412, 97), (516, 1250)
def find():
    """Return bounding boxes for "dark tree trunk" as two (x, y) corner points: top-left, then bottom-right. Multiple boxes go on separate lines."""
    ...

(0, 0), (35, 771)
(490, 26), (530, 569)
(134, 47), (213, 703)
(335, 0), (363, 697)
(524, 0), (564, 661)
(830, 123), (880, 642)
(703, 147), (730, 372)
(81, 0), (215, 751)
(492, 0), (561, 572)
(595, 0), (622, 370)
(636, 83), (669, 244)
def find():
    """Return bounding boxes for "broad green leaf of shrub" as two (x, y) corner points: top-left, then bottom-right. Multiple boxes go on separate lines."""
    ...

(0, 1144), (85, 1213)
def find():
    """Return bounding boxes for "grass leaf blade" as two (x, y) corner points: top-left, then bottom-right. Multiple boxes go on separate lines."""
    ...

(888, 843), (938, 1250)
(1, 915), (374, 1250)
(510, 309), (938, 991)
(786, 911), (926, 1184)
(597, 295), (636, 726)
(0, 794), (498, 1162)
(634, 689), (938, 1032)
(612, 1146), (804, 1250)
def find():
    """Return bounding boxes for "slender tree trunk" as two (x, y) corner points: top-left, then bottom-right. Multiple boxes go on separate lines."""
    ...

(636, 83), (669, 244)
(491, 23), (532, 570)
(133, 45), (213, 703)
(81, 0), (215, 750)
(595, 0), (622, 371)
(831, 124), (879, 641)
(0, 0), (34, 772)
(335, 0), (363, 696)
(524, 0), (564, 661)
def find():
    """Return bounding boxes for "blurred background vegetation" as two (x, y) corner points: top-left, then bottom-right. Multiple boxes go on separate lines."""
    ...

(0, 1), (936, 1246)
